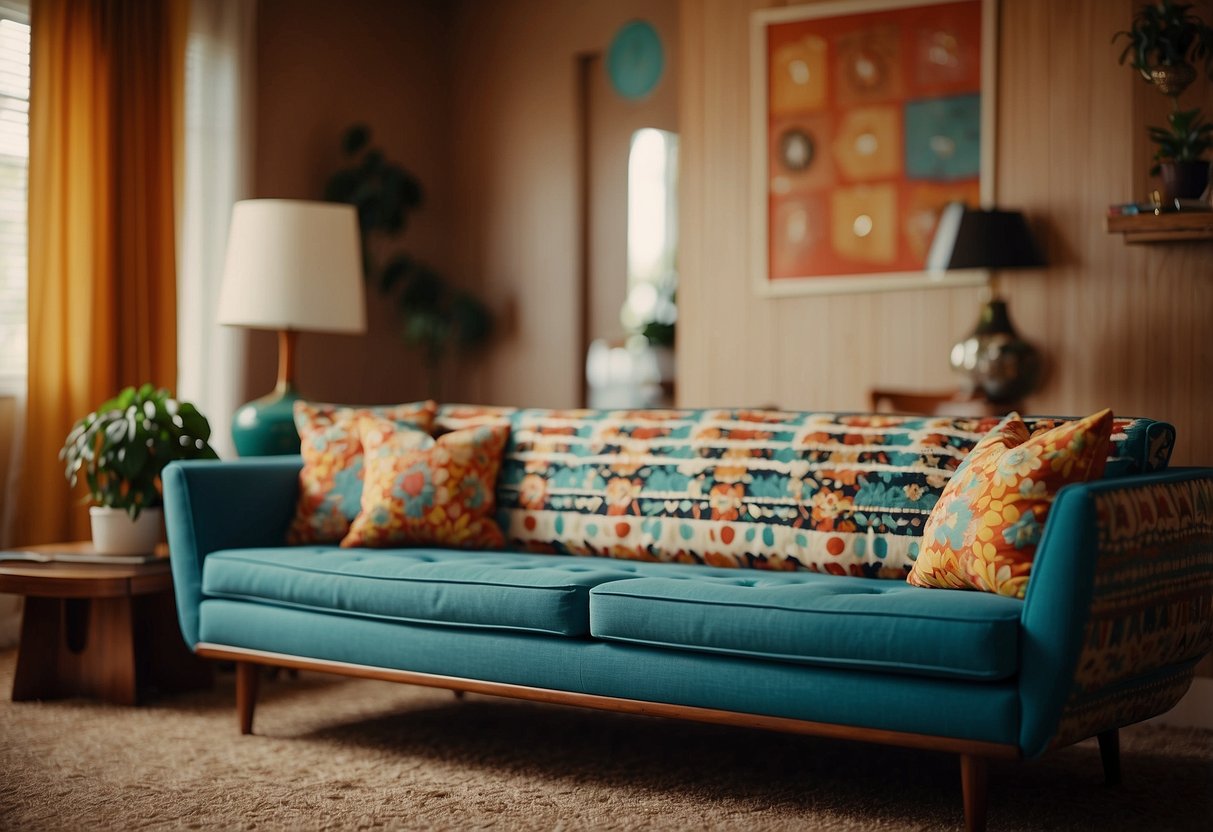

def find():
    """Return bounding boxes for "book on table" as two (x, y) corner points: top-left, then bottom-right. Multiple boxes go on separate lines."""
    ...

(0, 549), (165, 566)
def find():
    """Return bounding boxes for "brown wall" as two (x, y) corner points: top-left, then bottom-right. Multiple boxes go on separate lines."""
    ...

(586, 27), (680, 354)
(253, 0), (1212, 468)
(447, 0), (680, 407)
(251, 0), (456, 405)
(253, 0), (680, 408)
(679, 0), (1213, 465)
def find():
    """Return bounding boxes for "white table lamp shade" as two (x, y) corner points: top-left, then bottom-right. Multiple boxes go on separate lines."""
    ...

(217, 200), (367, 334)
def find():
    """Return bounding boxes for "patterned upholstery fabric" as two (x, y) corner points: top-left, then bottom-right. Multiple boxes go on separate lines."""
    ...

(434, 403), (516, 435)
(1050, 476), (1213, 748)
(908, 410), (1113, 598)
(287, 400), (436, 544)
(491, 408), (1172, 577)
(342, 419), (510, 550)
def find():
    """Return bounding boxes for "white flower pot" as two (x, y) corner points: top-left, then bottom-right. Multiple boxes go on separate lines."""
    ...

(89, 506), (164, 556)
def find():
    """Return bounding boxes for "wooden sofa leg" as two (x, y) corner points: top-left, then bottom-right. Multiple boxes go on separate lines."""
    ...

(236, 662), (260, 735)
(960, 754), (988, 832)
(1097, 729), (1121, 786)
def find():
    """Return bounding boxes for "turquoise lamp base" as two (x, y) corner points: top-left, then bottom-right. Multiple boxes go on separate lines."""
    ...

(231, 384), (302, 456)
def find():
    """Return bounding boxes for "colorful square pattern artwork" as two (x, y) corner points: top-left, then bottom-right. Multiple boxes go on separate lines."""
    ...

(756, 0), (990, 289)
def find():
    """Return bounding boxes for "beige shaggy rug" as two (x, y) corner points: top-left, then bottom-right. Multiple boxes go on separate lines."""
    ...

(0, 648), (1210, 831)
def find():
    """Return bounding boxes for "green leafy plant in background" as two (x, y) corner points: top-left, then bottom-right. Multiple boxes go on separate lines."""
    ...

(1114, 1), (1213, 182)
(325, 125), (493, 396)
(60, 384), (218, 519)
(1115, 0), (1213, 82)
(1148, 107), (1213, 173)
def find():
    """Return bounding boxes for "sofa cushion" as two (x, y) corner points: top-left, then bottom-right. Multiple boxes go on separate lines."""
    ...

(287, 399), (437, 545)
(202, 548), (665, 637)
(909, 409), (1113, 599)
(589, 573), (1023, 680)
(342, 420), (509, 550)
(491, 407), (1172, 579)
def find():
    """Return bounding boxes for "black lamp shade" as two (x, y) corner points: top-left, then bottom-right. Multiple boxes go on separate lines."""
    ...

(926, 202), (1045, 271)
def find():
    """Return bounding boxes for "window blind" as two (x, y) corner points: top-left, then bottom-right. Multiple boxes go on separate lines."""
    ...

(0, 1), (28, 392)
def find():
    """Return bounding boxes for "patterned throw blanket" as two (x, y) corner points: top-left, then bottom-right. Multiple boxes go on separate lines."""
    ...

(436, 406), (1175, 578)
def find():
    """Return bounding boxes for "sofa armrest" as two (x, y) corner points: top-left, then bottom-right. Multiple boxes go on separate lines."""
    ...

(1018, 468), (1213, 758)
(163, 457), (302, 647)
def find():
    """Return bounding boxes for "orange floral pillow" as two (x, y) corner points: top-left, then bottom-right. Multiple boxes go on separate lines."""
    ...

(286, 400), (437, 544)
(907, 409), (1114, 599)
(341, 417), (509, 550)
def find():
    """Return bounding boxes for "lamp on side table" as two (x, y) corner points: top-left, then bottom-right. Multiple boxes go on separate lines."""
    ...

(926, 203), (1046, 405)
(217, 199), (366, 456)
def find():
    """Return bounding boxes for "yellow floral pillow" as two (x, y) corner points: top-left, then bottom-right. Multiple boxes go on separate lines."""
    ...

(286, 400), (437, 545)
(907, 409), (1114, 598)
(341, 417), (509, 550)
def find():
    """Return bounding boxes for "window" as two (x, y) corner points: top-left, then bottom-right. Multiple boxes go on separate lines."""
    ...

(621, 128), (678, 342)
(0, 0), (29, 395)
(586, 129), (679, 410)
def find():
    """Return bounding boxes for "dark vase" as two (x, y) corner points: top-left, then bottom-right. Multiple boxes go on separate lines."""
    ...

(1160, 160), (1211, 202)
(950, 299), (1042, 404)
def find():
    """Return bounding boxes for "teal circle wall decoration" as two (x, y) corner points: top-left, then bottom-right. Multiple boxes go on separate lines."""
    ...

(607, 20), (664, 100)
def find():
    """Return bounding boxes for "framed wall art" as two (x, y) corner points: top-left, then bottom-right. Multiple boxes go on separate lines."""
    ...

(750, 0), (996, 296)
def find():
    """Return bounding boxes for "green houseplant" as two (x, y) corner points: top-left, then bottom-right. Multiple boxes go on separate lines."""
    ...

(325, 125), (493, 397)
(1149, 107), (1213, 196)
(1115, 1), (1213, 199)
(1115, 0), (1213, 94)
(61, 384), (218, 554)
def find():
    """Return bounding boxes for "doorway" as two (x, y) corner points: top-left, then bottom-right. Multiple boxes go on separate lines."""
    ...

(575, 9), (679, 408)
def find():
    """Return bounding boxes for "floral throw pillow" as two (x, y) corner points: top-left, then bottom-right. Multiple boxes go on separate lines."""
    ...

(907, 408), (1114, 599)
(286, 400), (437, 545)
(341, 417), (509, 550)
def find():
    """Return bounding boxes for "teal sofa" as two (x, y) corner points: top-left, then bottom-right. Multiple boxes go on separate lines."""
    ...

(163, 407), (1213, 832)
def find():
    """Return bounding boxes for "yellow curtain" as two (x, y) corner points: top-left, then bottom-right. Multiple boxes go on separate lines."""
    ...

(19, 0), (188, 545)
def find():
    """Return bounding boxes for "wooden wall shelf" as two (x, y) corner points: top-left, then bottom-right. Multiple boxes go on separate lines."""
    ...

(1105, 212), (1213, 244)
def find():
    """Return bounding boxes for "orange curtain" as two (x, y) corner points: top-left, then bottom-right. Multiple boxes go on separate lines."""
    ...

(19, 0), (188, 545)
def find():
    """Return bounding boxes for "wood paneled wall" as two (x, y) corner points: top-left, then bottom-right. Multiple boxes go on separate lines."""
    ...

(251, 0), (455, 406)
(447, 0), (680, 408)
(679, 0), (1213, 465)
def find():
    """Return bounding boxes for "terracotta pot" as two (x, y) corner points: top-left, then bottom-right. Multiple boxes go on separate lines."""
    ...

(89, 506), (163, 555)
(1159, 160), (1211, 202)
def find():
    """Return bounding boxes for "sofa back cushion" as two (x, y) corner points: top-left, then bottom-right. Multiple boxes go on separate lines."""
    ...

(482, 407), (1173, 578)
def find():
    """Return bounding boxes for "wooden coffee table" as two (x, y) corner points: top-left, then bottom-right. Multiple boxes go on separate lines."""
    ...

(0, 542), (212, 705)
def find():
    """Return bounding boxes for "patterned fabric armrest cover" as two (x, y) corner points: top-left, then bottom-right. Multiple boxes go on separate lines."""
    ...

(1018, 469), (1213, 758)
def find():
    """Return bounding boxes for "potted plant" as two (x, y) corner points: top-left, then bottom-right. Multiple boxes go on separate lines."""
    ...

(324, 124), (493, 398)
(1115, 1), (1213, 200)
(1149, 107), (1213, 198)
(61, 384), (218, 555)
(1115, 0), (1213, 96)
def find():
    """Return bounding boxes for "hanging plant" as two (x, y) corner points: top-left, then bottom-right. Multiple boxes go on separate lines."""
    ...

(1114, 1), (1213, 199)
(1114, 0), (1213, 95)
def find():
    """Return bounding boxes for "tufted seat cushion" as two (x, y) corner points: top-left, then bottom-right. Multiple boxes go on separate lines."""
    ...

(202, 548), (1023, 678)
(589, 574), (1023, 680)
(201, 548), (667, 637)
